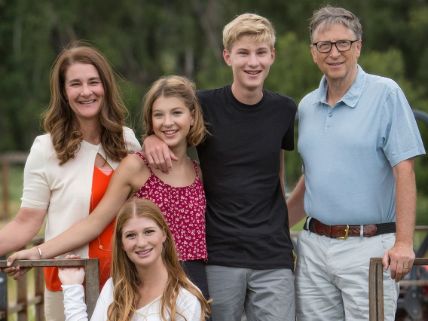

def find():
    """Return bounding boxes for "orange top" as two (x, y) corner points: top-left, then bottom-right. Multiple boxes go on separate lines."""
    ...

(44, 166), (114, 291)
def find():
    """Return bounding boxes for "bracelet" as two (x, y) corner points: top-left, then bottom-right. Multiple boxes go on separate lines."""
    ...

(36, 247), (43, 259)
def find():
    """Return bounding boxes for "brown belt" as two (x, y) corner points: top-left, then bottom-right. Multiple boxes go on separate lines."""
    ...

(304, 217), (396, 239)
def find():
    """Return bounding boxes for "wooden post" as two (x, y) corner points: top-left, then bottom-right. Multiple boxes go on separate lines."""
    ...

(34, 266), (44, 321)
(84, 259), (100, 318)
(369, 257), (428, 321)
(17, 266), (28, 321)
(0, 256), (7, 321)
(369, 258), (384, 321)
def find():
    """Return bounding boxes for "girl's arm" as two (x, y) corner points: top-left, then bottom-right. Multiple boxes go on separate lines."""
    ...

(8, 155), (147, 263)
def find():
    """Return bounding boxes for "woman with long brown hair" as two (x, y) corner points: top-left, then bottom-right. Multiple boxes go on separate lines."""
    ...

(0, 42), (140, 320)
(59, 199), (210, 321)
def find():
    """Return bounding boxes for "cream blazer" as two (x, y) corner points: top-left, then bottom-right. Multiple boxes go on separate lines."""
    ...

(20, 127), (141, 258)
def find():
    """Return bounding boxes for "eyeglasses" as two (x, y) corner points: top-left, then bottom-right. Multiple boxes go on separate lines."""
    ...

(312, 40), (359, 53)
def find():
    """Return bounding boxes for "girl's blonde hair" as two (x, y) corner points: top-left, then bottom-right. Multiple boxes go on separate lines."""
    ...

(142, 75), (207, 146)
(108, 199), (211, 321)
(43, 41), (128, 164)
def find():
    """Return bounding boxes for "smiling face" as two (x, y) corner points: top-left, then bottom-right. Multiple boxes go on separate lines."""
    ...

(151, 95), (194, 149)
(121, 215), (166, 268)
(223, 35), (275, 95)
(311, 23), (361, 87)
(64, 62), (104, 124)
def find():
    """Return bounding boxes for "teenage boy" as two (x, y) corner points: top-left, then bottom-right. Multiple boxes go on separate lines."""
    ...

(144, 13), (296, 321)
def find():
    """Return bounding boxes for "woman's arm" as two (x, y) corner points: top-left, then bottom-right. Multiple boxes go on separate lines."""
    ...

(0, 208), (46, 256)
(8, 155), (146, 262)
(0, 136), (50, 256)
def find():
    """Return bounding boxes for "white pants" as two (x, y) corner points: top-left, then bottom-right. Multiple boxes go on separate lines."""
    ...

(296, 230), (399, 321)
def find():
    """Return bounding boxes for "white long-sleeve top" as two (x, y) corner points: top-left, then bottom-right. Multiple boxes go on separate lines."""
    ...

(20, 127), (140, 259)
(62, 278), (202, 321)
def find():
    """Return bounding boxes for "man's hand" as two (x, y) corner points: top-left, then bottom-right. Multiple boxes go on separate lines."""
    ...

(382, 242), (415, 282)
(143, 135), (177, 172)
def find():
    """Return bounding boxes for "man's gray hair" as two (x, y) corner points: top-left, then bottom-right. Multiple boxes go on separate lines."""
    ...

(309, 6), (362, 42)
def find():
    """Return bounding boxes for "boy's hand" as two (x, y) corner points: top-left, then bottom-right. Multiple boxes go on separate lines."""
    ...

(143, 135), (177, 173)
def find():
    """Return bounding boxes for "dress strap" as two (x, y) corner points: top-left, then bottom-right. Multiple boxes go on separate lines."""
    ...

(191, 160), (201, 179)
(135, 152), (152, 172)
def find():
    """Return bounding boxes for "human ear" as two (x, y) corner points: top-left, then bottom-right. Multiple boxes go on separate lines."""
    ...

(223, 49), (232, 66)
(310, 45), (318, 64)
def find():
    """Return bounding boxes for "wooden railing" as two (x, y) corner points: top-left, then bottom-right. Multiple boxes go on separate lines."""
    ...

(0, 258), (99, 321)
(369, 258), (428, 321)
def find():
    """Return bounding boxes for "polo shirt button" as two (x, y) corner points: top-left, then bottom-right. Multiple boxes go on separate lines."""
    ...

(328, 113), (333, 117)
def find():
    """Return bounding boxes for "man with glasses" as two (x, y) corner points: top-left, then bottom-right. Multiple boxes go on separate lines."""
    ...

(287, 6), (425, 320)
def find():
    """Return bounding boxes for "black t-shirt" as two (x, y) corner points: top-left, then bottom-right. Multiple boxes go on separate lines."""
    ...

(197, 86), (297, 269)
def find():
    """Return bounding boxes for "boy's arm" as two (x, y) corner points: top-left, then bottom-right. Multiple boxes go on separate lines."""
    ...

(143, 135), (177, 172)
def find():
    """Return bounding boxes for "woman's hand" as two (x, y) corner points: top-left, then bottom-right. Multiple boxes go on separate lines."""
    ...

(58, 255), (85, 285)
(4, 247), (40, 279)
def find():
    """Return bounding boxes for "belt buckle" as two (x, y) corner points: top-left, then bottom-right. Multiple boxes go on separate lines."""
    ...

(337, 225), (349, 240)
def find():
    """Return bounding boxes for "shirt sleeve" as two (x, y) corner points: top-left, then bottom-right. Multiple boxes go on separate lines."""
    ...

(21, 136), (51, 209)
(62, 284), (88, 321)
(382, 86), (426, 166)
(176, 290), (202, 321)
(62, 279), (112, 321)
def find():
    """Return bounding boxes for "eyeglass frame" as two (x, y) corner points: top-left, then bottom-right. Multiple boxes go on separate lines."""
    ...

(311, 39), (360, 53)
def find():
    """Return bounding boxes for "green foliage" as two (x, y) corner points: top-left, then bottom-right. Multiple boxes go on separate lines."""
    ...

(1, 0), (427, 222)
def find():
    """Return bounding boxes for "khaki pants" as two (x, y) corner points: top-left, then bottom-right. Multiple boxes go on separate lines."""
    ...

(296, 230), (399, 321)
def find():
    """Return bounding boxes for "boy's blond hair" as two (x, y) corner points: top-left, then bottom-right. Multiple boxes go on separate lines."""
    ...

(223, 13), (276, 51)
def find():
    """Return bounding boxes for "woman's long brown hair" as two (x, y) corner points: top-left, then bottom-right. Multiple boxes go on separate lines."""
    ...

(43, 41), (128, 164)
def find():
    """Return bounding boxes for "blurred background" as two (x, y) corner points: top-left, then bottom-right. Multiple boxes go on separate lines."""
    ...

(0, 1), (428, 319)
(0, 0), (427, 224)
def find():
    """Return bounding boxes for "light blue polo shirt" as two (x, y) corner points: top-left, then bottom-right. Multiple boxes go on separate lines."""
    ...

(297, 66), (425, 225)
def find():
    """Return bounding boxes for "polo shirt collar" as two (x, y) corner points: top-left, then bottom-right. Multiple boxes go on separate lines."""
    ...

(317, 65), (367, 108)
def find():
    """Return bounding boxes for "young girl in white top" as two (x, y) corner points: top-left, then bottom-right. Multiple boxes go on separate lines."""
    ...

(59, 199), (210, 321)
